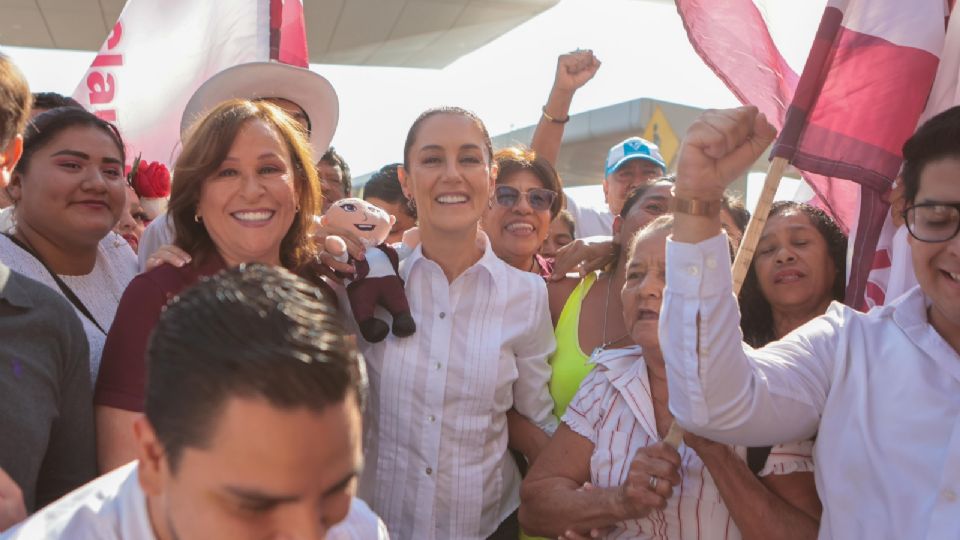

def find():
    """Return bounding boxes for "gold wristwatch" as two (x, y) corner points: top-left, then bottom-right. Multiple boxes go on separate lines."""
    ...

(668, 193), (723, 217)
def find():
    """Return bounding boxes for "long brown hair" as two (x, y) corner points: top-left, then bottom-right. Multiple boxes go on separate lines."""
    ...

(168, 99), (321, 269)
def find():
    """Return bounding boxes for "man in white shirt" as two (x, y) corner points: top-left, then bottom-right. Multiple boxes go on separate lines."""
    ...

(660, 105), (960, 539)
(2, 265), (388, 539)
(565, 137), (666, 238)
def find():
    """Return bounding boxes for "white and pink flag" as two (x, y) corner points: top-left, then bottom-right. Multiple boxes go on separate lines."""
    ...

(678, 0), (950, 308)
(71, 0), (307, 167)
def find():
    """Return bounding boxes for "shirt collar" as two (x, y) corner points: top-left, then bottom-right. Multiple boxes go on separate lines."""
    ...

(0, 262), (34, 308)
(403, 231), (503, 281)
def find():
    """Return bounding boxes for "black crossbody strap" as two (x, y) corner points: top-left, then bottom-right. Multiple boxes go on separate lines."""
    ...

(4, 233), (107, 335)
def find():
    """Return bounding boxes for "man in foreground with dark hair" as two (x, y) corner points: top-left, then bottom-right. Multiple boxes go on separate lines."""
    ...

(3, 264), (387, 539)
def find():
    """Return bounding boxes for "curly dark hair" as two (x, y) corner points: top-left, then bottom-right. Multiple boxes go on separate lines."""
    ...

(739, 201), (847, 347)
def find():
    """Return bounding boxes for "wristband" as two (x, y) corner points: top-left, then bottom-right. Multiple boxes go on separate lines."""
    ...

(541, 106), (569, 124)
(669, 194), (723, 217)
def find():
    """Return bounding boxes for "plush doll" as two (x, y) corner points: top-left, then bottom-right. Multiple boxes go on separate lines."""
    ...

(321, 198), (416, 343)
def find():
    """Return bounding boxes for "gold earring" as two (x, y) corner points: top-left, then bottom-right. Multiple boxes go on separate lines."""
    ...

(194, 214), (201, 223)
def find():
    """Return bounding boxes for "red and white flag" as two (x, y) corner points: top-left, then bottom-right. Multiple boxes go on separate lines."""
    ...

(678, 0), (949, 308)
(71, 0), (307, 167)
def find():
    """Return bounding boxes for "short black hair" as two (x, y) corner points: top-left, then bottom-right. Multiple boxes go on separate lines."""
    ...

(363, 162), (415, 218)
(902, 105), (960, 204)
(320, 146), (352, 196)
(0, 53), (31, 148)
(145, 264), (366, 471)
(15, 107), (125, 176)
(739, 201), (847, 347)
(32, 92), (82, 113)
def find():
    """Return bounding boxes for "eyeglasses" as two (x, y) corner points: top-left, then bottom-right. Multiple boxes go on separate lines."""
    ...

(494, 185), (557, 212)
(903, 203), (960, 242)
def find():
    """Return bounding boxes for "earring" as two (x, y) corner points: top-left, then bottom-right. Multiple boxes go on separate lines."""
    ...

(407, 197), (417, 213)
(194, 214), (202, 223)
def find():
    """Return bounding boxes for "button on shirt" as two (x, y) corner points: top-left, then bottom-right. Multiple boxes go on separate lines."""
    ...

(564, 346), (813, 540)
(356, 233), (558, 540)
(660, 233), (960, 540)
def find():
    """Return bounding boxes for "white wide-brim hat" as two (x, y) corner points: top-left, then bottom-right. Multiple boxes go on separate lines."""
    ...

(180, 61), (339, 158)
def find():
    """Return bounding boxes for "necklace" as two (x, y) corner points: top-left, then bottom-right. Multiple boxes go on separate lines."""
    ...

(591, 272), (629, 358)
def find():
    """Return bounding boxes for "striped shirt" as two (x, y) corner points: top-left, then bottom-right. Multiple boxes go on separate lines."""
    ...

(564, 346), (813, 540)
(355, 233), (558, 540)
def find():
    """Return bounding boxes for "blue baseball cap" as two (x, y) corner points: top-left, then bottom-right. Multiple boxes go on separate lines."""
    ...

(604, 137), (666, 178)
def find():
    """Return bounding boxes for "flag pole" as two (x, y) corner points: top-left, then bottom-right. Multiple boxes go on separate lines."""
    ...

(732, 156), (789, 294)
(663, 156), (789, 450)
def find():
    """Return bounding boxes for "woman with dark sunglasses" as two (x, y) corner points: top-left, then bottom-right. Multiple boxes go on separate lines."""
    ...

(481, 146), (564, 278)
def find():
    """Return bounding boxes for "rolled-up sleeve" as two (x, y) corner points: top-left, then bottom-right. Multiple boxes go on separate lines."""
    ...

(660, 233), (834, 447)
(513, 278), (559, 435)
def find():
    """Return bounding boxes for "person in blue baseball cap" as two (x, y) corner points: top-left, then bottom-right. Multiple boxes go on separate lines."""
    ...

(568, 136), (667, 238)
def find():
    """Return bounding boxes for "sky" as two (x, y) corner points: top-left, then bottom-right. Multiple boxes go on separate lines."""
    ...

(1, 0), (825, 206)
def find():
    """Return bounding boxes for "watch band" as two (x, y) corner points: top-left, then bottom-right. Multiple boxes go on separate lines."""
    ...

(669, 195), (723, 217)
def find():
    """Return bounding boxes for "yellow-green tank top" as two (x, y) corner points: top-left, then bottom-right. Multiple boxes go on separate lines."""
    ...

(549, 272), (598, 418)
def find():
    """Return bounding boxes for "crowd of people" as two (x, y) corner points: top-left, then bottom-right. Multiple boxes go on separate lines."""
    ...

(0, 42), (958, 540)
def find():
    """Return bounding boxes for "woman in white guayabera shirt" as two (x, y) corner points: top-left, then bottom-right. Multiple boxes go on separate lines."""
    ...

(347, 107), (558, 540)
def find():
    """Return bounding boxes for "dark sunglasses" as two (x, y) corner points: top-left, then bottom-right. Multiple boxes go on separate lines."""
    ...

(494, 185), (557, 212)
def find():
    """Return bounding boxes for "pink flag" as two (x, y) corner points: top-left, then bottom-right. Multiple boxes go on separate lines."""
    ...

(72, 0), (307, 166)
(678, 0), (947, 308)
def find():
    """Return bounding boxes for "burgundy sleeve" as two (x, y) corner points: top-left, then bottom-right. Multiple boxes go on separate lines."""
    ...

(94, 273), (169, 412)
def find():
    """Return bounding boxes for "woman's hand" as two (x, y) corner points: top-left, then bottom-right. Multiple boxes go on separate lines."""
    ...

(615, 442), (682, 520)
(553, 50), (601, 94)
(549, 237), (615, 281)
(144, 244), (191, 271)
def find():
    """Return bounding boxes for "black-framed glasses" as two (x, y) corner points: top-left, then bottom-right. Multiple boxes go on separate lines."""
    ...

(494, 185), (557, 212)
(903, 203), (960, 242)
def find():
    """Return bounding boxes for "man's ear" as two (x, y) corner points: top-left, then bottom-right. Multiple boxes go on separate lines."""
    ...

(389, 215), (396, 227)
(0, 135), (24, 189)
(612, 215), (624, 244)
(134, 415), (169, 496)
(602, 177), (611, 205)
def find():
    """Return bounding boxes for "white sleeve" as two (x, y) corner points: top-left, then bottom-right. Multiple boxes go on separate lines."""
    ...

(137, 214), (176, 272)
(512, 277), (559, 434)
(659, 233), (836, 447)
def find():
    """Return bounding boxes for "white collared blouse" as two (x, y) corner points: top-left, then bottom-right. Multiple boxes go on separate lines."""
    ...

(355, 233), (558, 540)
(564, 346), (813, 539)
(661, 233), (960, 540)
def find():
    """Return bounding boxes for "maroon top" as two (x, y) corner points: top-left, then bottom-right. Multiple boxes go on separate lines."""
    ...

(94, 254), (336, 412)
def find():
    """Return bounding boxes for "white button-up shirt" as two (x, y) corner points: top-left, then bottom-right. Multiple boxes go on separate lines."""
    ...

(660, 233), (960, 540)
(564, 346), (813, 540)
(356, 233), (558, 540)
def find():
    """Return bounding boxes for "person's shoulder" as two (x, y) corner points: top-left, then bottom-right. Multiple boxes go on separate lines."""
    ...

(2, 268), (79, 326)
(0, 464), (141, 540)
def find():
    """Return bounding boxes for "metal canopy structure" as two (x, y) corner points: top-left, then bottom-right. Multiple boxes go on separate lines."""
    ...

(0, 0), (560, 68)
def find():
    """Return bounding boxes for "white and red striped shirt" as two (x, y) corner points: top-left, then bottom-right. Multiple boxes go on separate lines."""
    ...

(563, 346), (813, 540)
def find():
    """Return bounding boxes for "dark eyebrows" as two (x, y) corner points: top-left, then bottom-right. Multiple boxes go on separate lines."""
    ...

(51, 149), (122, 166)
(223, 486), (301, 506)
(417, 144), (483, 154)
(222, 468), (359, 505)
